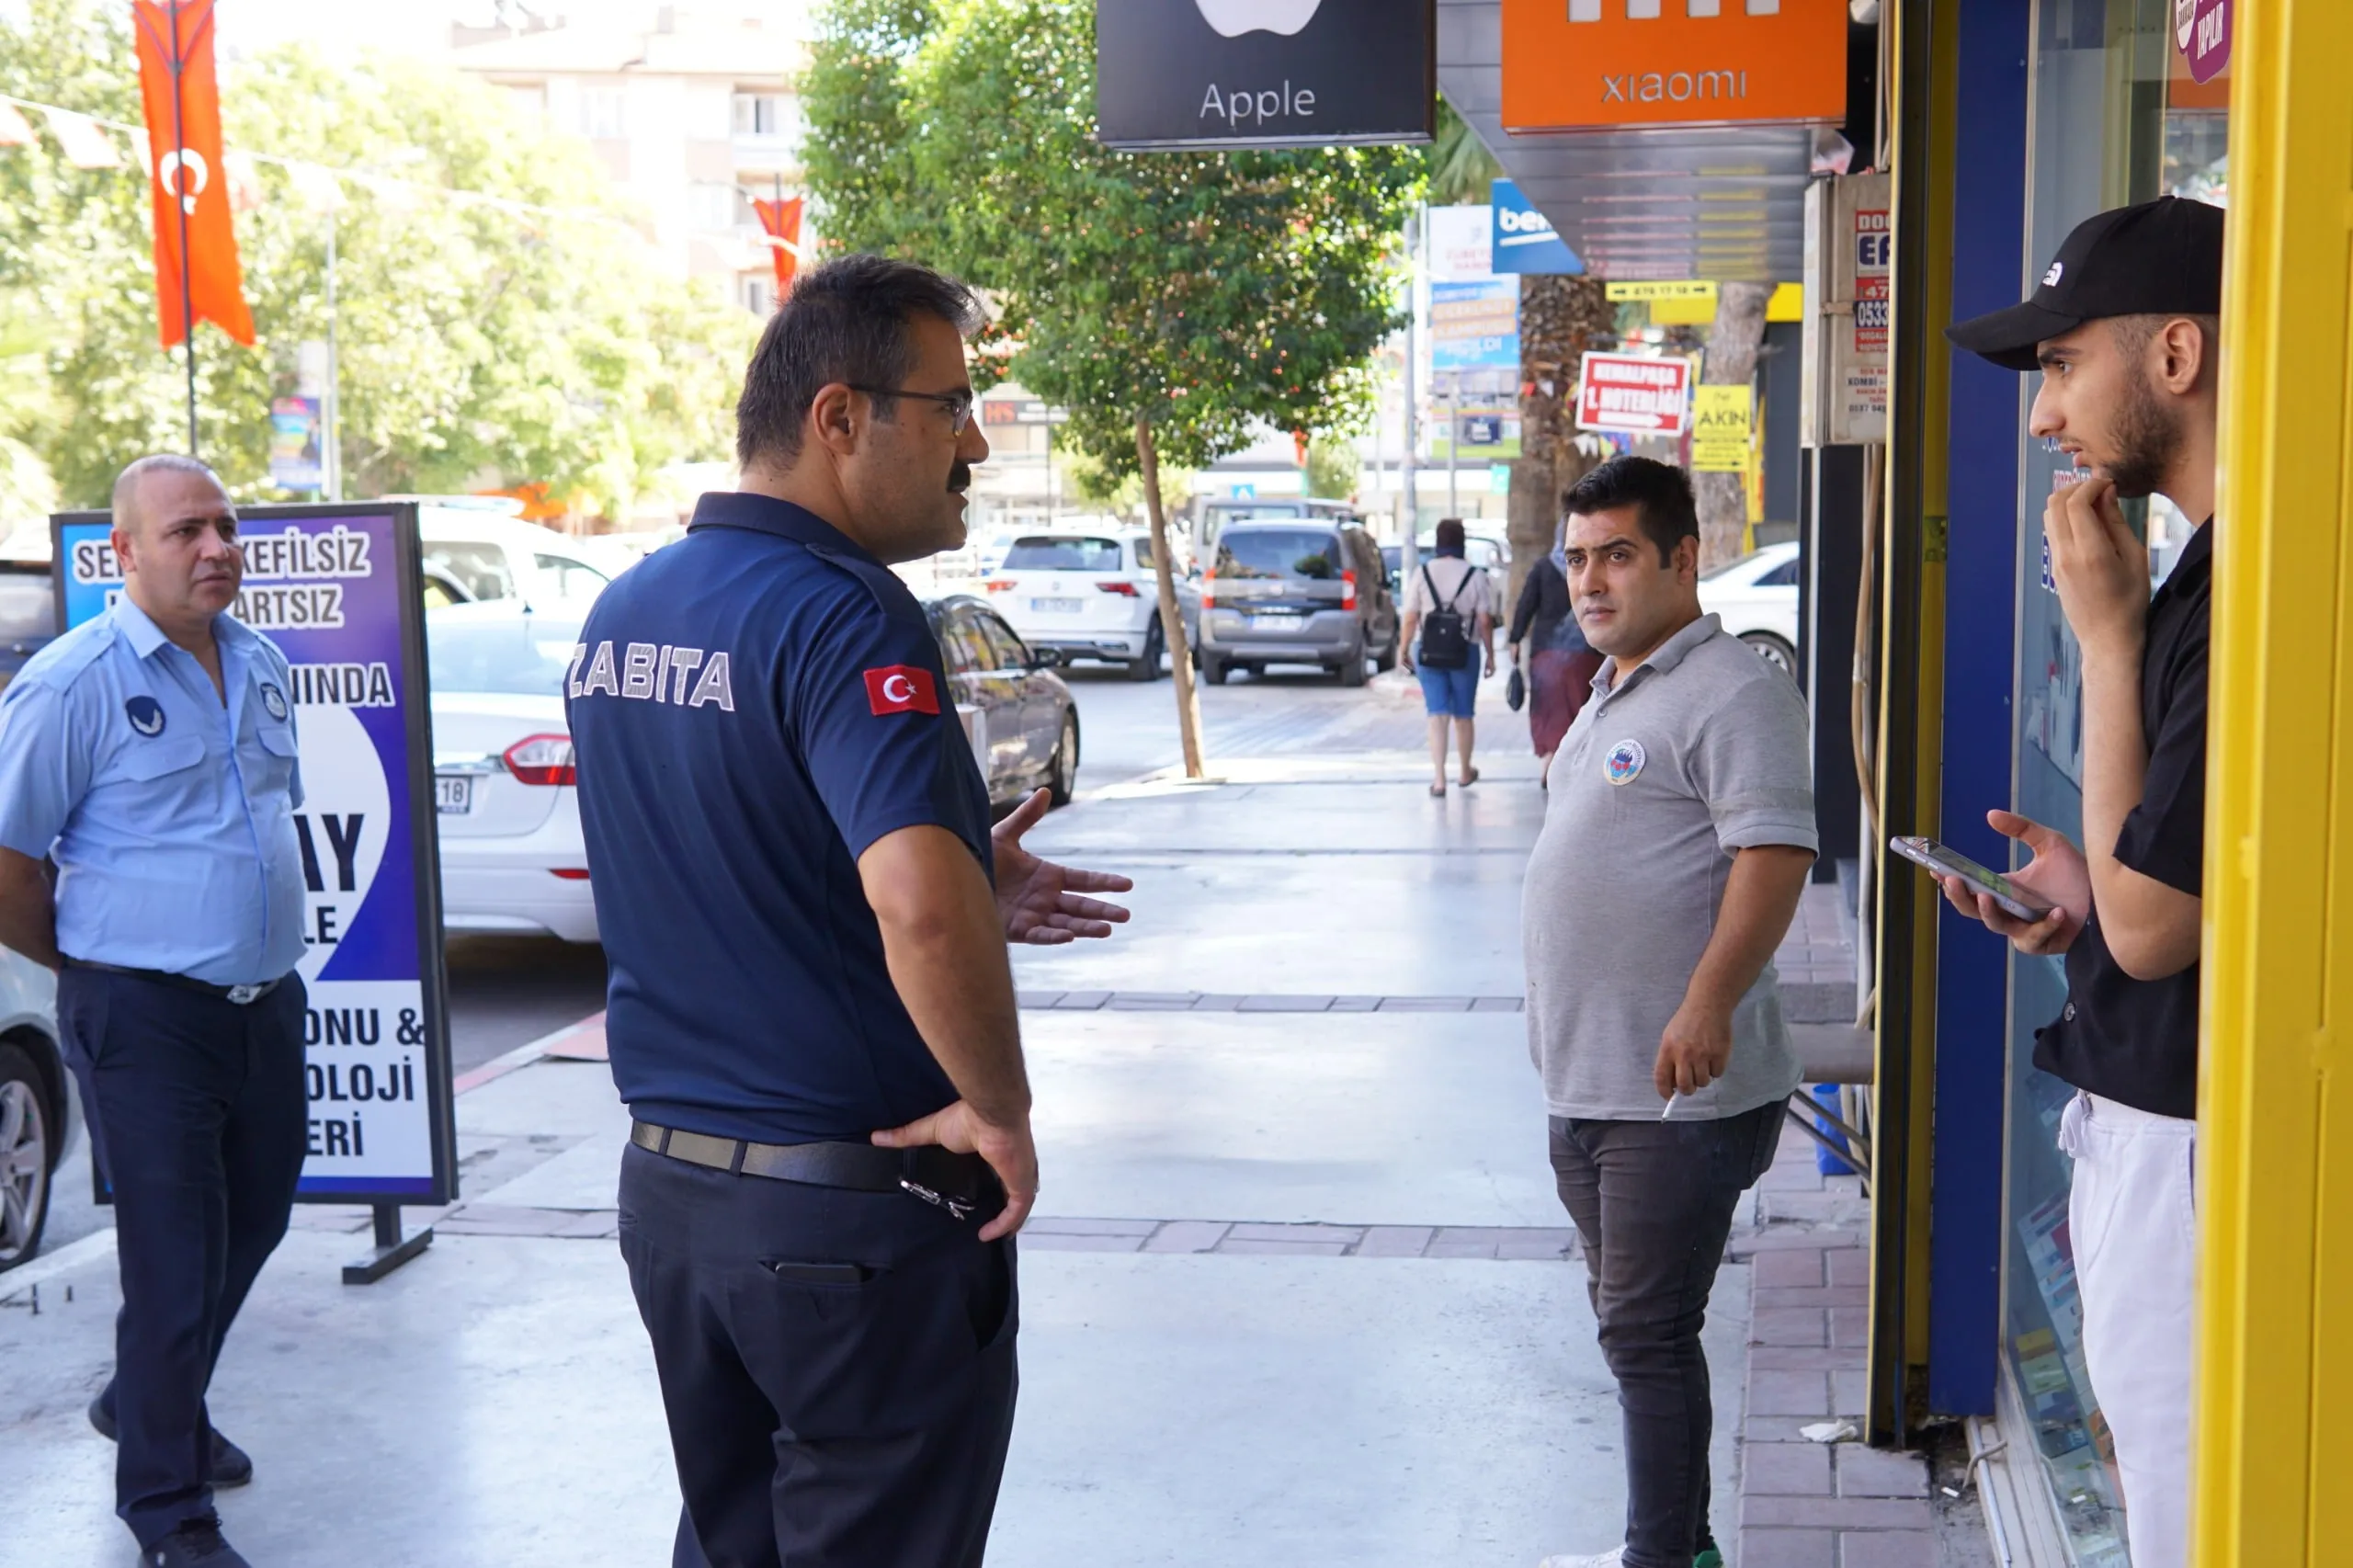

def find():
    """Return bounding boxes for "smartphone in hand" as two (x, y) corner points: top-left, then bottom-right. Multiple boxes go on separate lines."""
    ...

(1891, 835), (2055, 923)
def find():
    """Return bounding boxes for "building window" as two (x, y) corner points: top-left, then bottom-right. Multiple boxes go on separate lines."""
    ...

(733, 91), (785, 136)
(740, 275), (774, 316)
(579, 86), (626, 140)
(688, 183), (739, 233)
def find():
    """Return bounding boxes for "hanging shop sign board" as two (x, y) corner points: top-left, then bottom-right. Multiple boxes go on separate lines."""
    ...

(1689, 384), (1752, 472)
(1427, 204), (1495, 281)
(1430, 278), (1521, 371)
(51, 503), (458, 1205)
(1500, 0), (1849, 132)
(2175, 0), (2230, 84)
(1605, 280), (1718, 303)
(1096, 0), (1435, 150)
(1490, 179), (1585, 275)
(1802, 172), (1890, 446)
(1575, 351), (1692, 437)
(981, 399), (1071, 427)
(267, 396), (324, 494)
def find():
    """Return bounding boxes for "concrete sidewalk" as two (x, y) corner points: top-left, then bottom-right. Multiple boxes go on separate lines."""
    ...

(3, 691), (1812, 1566)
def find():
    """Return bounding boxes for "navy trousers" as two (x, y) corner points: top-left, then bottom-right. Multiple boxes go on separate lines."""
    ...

(619, 1142), (1020, 1568)
(60, 967), (309, 1550)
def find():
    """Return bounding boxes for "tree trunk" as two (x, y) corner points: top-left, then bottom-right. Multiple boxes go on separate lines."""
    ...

(1510, 274), (1615, 612)
(1137, 414), (1206, 779)
(1695, 280), (1773, 571)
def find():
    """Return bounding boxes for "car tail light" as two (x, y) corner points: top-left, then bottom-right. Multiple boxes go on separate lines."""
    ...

(983, 580), (1017, 593)
(549, 869), (591, 881)
(1201, 572), (1215, 610)
(1341, 568), (1358, 611)
(504, 733), (576, 786)
(1096, 581), (1140, 597)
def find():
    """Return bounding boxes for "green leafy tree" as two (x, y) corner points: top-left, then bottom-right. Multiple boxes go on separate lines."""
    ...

(0, 0), (755, 516)
(805, 0), (1417, 773)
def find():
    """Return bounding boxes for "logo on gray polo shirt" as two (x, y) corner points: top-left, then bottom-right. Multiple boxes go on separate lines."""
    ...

(1604, 738), (1645, 785)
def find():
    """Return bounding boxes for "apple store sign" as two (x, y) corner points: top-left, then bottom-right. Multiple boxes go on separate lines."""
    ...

(1097, 0), (1434, 150)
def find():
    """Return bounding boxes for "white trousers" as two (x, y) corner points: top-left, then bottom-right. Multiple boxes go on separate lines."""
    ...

(2063, 1091), (2197, 1568)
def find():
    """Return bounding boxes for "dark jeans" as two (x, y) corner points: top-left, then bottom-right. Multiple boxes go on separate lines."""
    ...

(619, 1142), (1019, 1568)
(59, 967), (310, 1550)
(1550, 1100), (1784, 1568)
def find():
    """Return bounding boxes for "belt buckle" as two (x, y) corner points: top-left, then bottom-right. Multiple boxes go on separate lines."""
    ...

(224, 983), (262, 1006)
(898, 1177), (974, 1222)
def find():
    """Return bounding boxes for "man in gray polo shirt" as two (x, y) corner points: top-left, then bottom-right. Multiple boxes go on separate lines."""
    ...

(1529, 457), (1817, 1568)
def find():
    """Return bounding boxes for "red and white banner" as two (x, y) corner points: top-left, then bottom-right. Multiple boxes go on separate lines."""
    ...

(1574, 351), (1691, 437)
(134, 0), (255, 348)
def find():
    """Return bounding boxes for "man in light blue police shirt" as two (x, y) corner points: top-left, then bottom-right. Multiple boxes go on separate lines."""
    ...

(0, 455), (308, 1568)
(573, 256), (1132, 1568)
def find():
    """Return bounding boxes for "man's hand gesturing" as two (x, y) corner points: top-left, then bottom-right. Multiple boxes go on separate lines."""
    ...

(990, 788), (1133, 946)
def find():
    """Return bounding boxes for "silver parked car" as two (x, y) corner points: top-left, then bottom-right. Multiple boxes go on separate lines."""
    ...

(0, 946), (76, 1274)
(1196, 520), (1399, 687)
(924, 595), (1083, 809)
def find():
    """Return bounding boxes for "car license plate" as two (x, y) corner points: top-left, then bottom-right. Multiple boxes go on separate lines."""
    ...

(1031, 597), (1084, 613)
(1247, 612), (1304, 630)
(435, 775), (474, 814)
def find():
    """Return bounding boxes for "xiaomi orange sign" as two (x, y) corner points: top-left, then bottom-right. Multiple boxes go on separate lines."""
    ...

(1501, 0), (1848, 132)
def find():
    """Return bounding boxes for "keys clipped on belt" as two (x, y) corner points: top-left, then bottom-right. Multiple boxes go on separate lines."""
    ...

(899, 1177), (974, 1221)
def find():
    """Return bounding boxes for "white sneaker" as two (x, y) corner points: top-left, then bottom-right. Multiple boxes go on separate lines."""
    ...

(1536, 1551), (1626, 1568)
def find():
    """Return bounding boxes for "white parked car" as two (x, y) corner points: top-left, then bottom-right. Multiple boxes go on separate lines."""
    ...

(1699, 540), (1802, 676)
(983, 528), (1196, 680)
(426, 601), (597, 944)
(408, 498), (619, 608)
(0, 945), (76, 1274)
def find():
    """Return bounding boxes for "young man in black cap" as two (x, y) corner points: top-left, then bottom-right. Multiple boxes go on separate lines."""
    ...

(1943, 194), (2222, 1568)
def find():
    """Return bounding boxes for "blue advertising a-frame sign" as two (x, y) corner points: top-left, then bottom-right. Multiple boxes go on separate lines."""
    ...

(50, 502), (455, 1283)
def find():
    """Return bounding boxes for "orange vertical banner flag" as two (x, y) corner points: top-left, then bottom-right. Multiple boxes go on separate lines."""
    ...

(753, 197), (803, 300)
(134, 0), (254, 349)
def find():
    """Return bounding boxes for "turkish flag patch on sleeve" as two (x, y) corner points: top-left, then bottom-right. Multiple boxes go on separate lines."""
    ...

(863, 665), (940, 715)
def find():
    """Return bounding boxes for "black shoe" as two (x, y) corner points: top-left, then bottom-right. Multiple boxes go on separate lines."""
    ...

(144, 1516), (250, 1566)
(88, 1395), (254, 1488)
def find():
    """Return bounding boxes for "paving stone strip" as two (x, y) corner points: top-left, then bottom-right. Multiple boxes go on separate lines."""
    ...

(291, 1204), (1580, 1259)
(1018, 991), (1525, 1014)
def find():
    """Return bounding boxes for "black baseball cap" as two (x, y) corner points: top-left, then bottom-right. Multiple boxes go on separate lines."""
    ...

(1947, 196), (2224, 372)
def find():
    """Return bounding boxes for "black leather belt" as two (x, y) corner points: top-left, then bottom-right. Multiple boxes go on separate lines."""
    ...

(63, 958), (282, 1006)
(630, 1119), (996, 1221)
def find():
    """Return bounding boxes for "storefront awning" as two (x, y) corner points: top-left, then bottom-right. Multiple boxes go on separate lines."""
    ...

(1437, 0), (1818, 282)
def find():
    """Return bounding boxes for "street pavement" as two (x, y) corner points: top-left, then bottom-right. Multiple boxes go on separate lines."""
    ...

(2, 661), (1781, 1565)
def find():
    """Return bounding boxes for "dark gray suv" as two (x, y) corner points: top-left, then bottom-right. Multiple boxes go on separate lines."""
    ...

(1196, 522), (1399, 687)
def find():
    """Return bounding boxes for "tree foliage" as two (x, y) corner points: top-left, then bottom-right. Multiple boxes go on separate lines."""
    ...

(804, 0), (1418, 482)
(0, 0), (755, 515)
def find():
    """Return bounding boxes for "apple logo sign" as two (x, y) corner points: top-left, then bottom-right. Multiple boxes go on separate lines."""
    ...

(1196, 0), (1324, 39)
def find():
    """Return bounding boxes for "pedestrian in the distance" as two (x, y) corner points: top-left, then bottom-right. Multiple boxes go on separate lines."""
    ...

(1400, 517), (1495, 798)
(1508, 517), (1605, 789)
(569, 255), (1132, 1568)
(1526, 456), (1816, 1568)
(0, 456), (309, 1568)
(1940, 196), (2223, 1568)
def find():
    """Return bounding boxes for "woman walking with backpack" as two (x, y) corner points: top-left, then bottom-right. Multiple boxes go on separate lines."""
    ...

(1400, 517), (1496, 798)
(1508, 519), (1607, 788)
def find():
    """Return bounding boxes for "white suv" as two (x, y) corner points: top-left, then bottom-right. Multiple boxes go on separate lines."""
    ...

(983, 529), (1194, 681)
(404, 498), (620, 608)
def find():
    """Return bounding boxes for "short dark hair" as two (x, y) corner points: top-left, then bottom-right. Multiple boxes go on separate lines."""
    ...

(1434, 517), (1466, 552)
(734, 254), (985, 469)
(1562, 455), (1698, 566)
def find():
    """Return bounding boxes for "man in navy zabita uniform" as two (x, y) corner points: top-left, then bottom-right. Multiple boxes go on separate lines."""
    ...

(570, 256), (1132, 1568)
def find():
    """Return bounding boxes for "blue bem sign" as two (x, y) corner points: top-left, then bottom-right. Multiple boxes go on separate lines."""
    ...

(1490, 179), (1583, 275)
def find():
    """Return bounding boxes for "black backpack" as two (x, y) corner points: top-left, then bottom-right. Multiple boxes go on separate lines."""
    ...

(1417, 563), (1472, 670)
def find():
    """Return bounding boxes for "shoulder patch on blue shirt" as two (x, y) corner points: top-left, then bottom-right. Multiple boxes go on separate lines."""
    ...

(11, 614), (121, 694)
